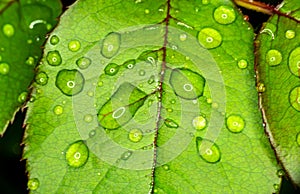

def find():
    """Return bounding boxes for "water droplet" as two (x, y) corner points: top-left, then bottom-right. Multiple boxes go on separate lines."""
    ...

(196, 137), (221, 163)
(296, 132), (300, 146)
(27, 39), (33, 44)
(65, 140), (89, 168)
(148, 75), (155, 84)
(202, 0), (210, 4)
(162, 164), (169, 170)
(179, 33), (187, 41)
(139, 70), (145, 76)
(89, 130), (96, 138)
(145, 9), (150, 14)
(2, 24), (14, 37)
(226, 115), (245, 133)
(18, 92), (28, 103)
(25, 56), (35, 66)
(166, 108), (173, 112)
(50, 35), (60, 45)
(197, 28), (222, 49)
(266, 49), (282, 66)
(288, 47), (300, 77)
(35, 71), (48, 85)
(273, 184), (279, 191)
(46, 50), (62, 66)
(104, 63), (120, 76)
(0, 62), (10, 75)
(27, 178), (39, 190)
(53, 105), (63, 115)
(123, 59), (136, 69)
(277, 169), (285, 177)
(285, 30), (295, 39)
(170, 99), (176, 104)
(121, 150), (132, 160)
(84, 114), (93, 122)
(164, 118), (179, 128)
(101, 32), (121, 58)
(55, 69), (85, 96)
(289, 86), (300, 111)
(257, 82), (265, 93)
(76, 57), (91, 69)
(68, 40), (81, 52)
(128, 129), (143, 143)
(214, 6), (236, 25)
(237, 59), (248, 69)
(138, 50), (158, 64)
(192, 116), (207, 130)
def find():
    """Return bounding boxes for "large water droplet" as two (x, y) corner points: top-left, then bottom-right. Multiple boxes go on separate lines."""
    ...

(285, 30), (295, 39)
(55, 69), (85, 96)
(128, 129), (143, 143)
(192, 116), (207, 130)
(76, 57), (91, 70)
(237, 59), (248, 69)
(65, 140), (89, 168)
(101, 32), (121, 58)
(35, 71), (48, 85)
(0, 62), (10, 75)
(288, 47), (300, 77)
(68, 40), (81, 52)
(46, 50), (62, 66)
(266, 49), (282, 66)
(123, 59), (136, 69)
(197, 28), (222, 49)
(18, 91), (28, 103)
(27, 178), (39, 190)
(196, 137), (221, 163)
(226, 115), (245, 133)
(289, 86), (300, 111)
(164, 118), (179, 128)
(2, 24), (14, 37)
(53, 105), (63, 115)
(213, 5), (236, 25)
(121, 150), (132, 160)
(25, 56), (35, 66)
(50, 35), (60, 45)
(104, 63), (120, 76)
(169, 68), (205, 100)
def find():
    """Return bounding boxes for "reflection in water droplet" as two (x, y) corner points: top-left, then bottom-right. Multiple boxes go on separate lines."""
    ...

(128, 129), (143, 143)
(196, 137), (221, 163)
(226, 115), (245, 133)
(65, 140), (89, 168)
(266, 49), (282, 66)
(121, 150), (132, 160)
(104, 63), (120, 76)
(68, 40), (81, 52)
(53, 105), (63, 115)
(288, 47), (300, 77)
(285, 30), (295, 39)
(2, 24), (14, 37)
(101, 32), (121, 58)
(26, 56), (35, 66)
(192, 116), (207, 130)
(289, 86), (300, 111)
(55, 69), (85, 96)
(50, 35), (60, 45)
(76, 57), (91, 69)
(197, 28), (222, 49)
(164, 118), (179, 128)
(84, 114), (93, 122)
(18, 92), (28, 103)
(237, 59), (248, 69)
(27, 178), (39, 190)
(213, 5), (236, 24)
(35, 72), (48, 85)
(46, 50), (62, 66)
(29, 19), (46, 29)
(0, 62), (10, 75)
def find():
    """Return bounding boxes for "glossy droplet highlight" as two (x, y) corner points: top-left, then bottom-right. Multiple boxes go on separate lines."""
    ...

(55, 69), (85, 96)
(27, 178), (39, 190)
(46, 50), (62, 66)
(266, 49), (282, 66)
(65, 140), (89, 168)
(179, 33), (187, 41)
(289, 86), (300, 111)
(238, 59), (248, 69)
(196, 137), (221, 163)
(128, 129), (143, 143)
(139, 70), (145, 76)
(0, 62), (9, 75)
(198, 28), (222, 49)
(213, 5), (236, 24)
(202, 0), (210, 4)
(68, 40), (81, 52)
(50, 35), (60, 45)
(3, 24), (14, 37)
(285, 30), (295, 39)
(121, 150), (132, 160)
(35, 72), (48, 85)
(53, 105), (63, 115)
(123, 59), (136, 69)
(101, 32), (121, 58)
(104, 63), (120, 76)
(288, 47), (300, 77)
(192, 116), (207, 130)
(277, 169), (285, 177)
(76, 57), (91, 69)
(18, 92), (28, 103)
(26, 56), (35, 66)
(226, 115), (245, 133)
(164, 118), (179, 128)
(84, 114), (93, 122)
(296, 132), (300, 146)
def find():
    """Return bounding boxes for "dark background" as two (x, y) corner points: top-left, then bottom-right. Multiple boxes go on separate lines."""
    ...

(0, 0), (298, 193)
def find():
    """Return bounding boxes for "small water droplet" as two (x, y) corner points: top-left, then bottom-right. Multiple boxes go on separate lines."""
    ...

(166, 108), (173, 112)
(138, 50), (158, 64)
(27, 39), (33, 44)
(162, 164), (169, 170)
(266, 49), (282, 66)
(179, 33), (187, 41)
(139, 70), (146, 76)
(25, 56), (35, 66)
(285, 30), (295, 39)
(104, 63), (120, 76)
(0, 62), (10, 75)
(101, 32), (121, 58)
(237, 59), (248, 69)
(288, 47), (300, 77)
(89, 130), (96, 138)
(53, 105), (63, 115)
(257, 82), (265, 93)
(197, 28), (222, 49)
(55, 69), (85, 96)
(35, 71), (48, 85)
(27, 178), (39, 190)
(214, 5), (236, 25)
(147, 75), (155, 84)
(18, 92), (28, 103)
(145, 9), (150, 14)
(76, 57), (91, 70)
(170, 99), (176, 104)
(46, 50), (62, 66)
(226, 115), (245, 133)
(68, 40), (81, 52)
(164, 118), (179, 128)
(196, 137), (221, 163)
(296, 132), (300, 146)
(84, 114), (93, 123)
(192, 116), (207, 130)
(121, 150), (132, 160)
(50, 35), (60, 45)
(2, 24), (14, 37)
(273, 184), (279, 191)
(65, 140), (89, 168)
(277, 169), (285, 177)
(289, 86), (300, 111)
(128, 129), (143, 143)
(123, 59), (136, 69)
(202, 0), (210, 4)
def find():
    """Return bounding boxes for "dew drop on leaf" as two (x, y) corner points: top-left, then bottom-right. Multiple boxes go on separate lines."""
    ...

(164, 118), (179, 128)
(128, 128), (143, 143)
(289, 86), (300, 111)
(27, 178), (39, 191)
(226, 115), (245, 133)
(266, 49), (282, 66)
(288, 47), (300, 77)
(197, 28), (222, 49)
(179, 33), (187, 41)
(84, 114), (93, 123)
(89, 130), (96, 138)
(139, 70), (146, 76)
(147, 75), (155, 84)
(68, 40), (81, 52)
(55, 69), (85, 96)
(162, 164), (169, 170)
(237, 59), (248, 69)
(50, 35), (60, 45)
(53, 105), (63, 115)
(285, 30), (295, 39)
(46, 50), (62, 66)
(101, 32), (121, 58)
(65, 140), (89, 168)
(35, 71), (48, 85)
(192, 116), (207, 130)
(104, 63), (120, 76)
(0, 62), (10, 75)
(121, 150), (132, 160)
(2, 24), (14, 37)
(277, 169), (285, 177)
(18, 91), (28, 103)
(25, 56), (35, 66)
(213, 5), (236, 25)
(76, 57), (91, 70)
(196, 137), (221, 163)
(202, 0), (210, 4)
(123, 59), (136, 69)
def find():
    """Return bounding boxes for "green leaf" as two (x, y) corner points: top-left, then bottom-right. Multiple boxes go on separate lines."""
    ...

(24, 0), (281, 192)
(0, 0), (62, 135)
(256, 0), (300, 186)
